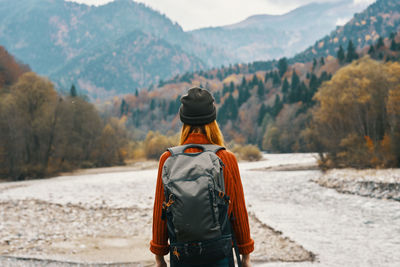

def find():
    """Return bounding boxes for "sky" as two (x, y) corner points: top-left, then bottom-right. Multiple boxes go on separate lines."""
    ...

(68, 0), (376, 31)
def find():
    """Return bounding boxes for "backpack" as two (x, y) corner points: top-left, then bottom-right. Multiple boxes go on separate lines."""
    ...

(161, 144), (232, 265)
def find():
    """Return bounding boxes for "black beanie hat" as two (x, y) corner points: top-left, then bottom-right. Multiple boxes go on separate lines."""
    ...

(179, 87), (216, 125)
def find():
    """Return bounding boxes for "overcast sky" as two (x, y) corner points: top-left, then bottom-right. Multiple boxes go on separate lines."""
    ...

(68, 0), (376, 31)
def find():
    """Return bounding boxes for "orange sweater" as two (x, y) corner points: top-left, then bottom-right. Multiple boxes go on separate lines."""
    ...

(150, 133), (254, 256)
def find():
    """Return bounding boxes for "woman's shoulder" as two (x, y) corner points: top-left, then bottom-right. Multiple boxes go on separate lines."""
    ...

(217, 148), (238, 163)
(159, 147), (237, 165)
(158, 150), (172, 167)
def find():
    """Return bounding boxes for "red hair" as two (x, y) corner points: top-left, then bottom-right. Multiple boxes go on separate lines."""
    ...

(180, 120), (225, 146)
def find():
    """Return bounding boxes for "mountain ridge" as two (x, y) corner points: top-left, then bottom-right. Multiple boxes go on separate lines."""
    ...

(0, 0), (227, 96)
(292, 0), (400, 62)
(190, 0), (370, 63)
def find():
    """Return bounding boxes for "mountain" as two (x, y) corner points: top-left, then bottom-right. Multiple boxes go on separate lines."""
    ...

(293, 0), (400, 62)
(52, 31), (205, 98)
(190, 0), (370, 63)
(0, 0), (227, 97)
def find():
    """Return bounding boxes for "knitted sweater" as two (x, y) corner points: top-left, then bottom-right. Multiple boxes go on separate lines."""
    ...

(150, 133), (254, 255)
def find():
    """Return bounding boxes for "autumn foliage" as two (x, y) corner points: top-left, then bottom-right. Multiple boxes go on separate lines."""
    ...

(311, 56), (400, 168)
(0, 72), (128, 180)
(0, 46), (30, 88)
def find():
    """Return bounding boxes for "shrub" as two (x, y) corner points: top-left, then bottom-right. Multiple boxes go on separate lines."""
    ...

(144, 131), (178, 159)
(232, 144), (262, 161)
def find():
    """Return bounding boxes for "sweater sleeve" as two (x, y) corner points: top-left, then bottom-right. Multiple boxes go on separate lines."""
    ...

(219, 150), (254, 255)
(150, 151), (170, 255)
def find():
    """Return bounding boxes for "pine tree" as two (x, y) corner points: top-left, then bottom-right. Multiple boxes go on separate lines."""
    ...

(240, 76), (247, 88)
(337, 45), (345, 64)
(243, 86), (251, 103)
(238, 87), (244, 106)
(390, 39), (397, 51)
(217, 93), (238, 124)
(320, 57), (325, 66)
(309, 73), (319, 93)
(258, 103), (267, 125)
(257, 81), (265, 98)
(278, 57), (288, 77)
(214, 91), (221, 104)
(299, 82), (308, 103)
(251, 74), (259, 87)
(120, 99), (127, 116)
(272, 95), (283, 117)
(264, 72), (270, 82)
(222, 83), (229, 96)
(168, 96), (181, 115)
(227, 93), (238, 121)
(312, 58), (317, 71)
(150, 99), (156, 110)
(376, 37), (384, 49)
(70, 84), (77, 97)
(272, 71), (281, 87)
(368, 45), (375, 55)
(229, 81), (235, 93)
(291, 70), (299, 89)
(289, 70), (300, 103)
(281, 78), (289, 94)
(346, 40), (358, 63)
(217, 69), (223, 81)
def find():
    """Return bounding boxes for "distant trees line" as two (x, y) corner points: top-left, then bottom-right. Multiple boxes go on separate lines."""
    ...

(123, 59), (333, 153)
(0, 72), (128, 180)
(119, 32), (400, 169)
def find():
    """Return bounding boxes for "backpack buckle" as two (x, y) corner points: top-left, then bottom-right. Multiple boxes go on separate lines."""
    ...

(166, 194), (175, 207)
(173, 247), (180, 260)
(219, 191), (230, 203)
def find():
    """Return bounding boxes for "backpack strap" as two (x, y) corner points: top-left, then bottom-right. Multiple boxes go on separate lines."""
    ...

(230, 216), (242, 267)
(168, 144), (225, 156)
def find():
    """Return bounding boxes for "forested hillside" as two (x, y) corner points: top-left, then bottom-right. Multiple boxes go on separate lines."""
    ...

(109, 29), (400, 163)
(0, 0), (228, 97)
(293, 0), (400, 62)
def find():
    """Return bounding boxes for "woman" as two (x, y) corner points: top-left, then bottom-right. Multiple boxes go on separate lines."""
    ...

(150, 87), (254, 267)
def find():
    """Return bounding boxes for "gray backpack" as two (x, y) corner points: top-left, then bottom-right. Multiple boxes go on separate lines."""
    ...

(161, 144), (232, 264)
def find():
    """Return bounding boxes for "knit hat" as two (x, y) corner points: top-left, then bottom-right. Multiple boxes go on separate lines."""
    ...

(179, 87), (216, 125)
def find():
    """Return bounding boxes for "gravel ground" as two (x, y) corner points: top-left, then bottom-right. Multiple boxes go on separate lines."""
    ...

(0, 159), (314, 266)
(314, 169), (400, 201)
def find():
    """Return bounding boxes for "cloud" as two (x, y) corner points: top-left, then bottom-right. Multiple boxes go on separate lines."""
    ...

(67, 0), (376, 31)
(133, 0), (339, 30)
(353, 0), (375, 5)
(66, 0), (111, 5)
(336, 17), (352, 26)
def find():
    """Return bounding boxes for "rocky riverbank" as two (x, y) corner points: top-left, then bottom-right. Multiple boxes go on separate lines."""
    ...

(0, 165), (313, 266)
(314, 169), (400, 201)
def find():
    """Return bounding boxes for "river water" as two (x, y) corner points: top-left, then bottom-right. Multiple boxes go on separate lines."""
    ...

(240, 154), (400, 267)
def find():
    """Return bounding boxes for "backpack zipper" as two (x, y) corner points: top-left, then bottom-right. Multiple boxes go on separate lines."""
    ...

(208, 183), (217, 224)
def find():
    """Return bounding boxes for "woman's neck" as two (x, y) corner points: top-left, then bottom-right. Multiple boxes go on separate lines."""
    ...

(191, 126), (205, 134)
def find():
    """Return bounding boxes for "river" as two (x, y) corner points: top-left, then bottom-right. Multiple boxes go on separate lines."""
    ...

(0, 153), (399, 266)
(241, 154), (400, 267)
